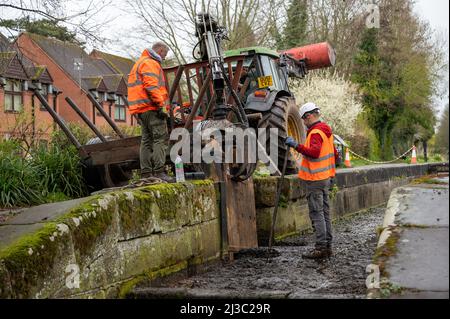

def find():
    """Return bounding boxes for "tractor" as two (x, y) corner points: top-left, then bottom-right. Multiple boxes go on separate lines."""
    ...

(34, 12), (335, 190)
(167, 12), (336, 180)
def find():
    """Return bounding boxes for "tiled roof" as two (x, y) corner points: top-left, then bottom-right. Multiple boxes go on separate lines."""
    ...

(0, 52), (15, 75)
(27, 65), (53, 83)
(102, 74), (122, 91)
(27, 33), (131, 94)
(0, 52), (28, 80)
(82, 76), (108, 92)
(103, 74), (128, 96)
(0, 33), (11, 51)
(90, 49), (134, 76)
(3, 40), (53, 83)
(28, 33), (116, 82)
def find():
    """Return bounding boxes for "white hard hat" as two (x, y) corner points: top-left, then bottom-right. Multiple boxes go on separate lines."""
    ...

(299, 102), (320, 118)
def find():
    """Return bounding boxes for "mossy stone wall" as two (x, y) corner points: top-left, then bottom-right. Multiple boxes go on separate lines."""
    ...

(0, 181), (219, 299)
(0, 163), (446, 298)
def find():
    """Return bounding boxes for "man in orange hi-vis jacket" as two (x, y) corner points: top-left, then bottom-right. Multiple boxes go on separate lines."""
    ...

(285, 102), (340, 260)
(128, 42), (173, 182)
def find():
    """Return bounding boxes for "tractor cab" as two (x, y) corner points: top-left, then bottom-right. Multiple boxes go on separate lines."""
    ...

(224, 47), (290, 104)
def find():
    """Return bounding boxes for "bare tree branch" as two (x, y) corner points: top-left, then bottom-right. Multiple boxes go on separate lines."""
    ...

(0, 0), (114, 47)
(0, 3), (59, 20)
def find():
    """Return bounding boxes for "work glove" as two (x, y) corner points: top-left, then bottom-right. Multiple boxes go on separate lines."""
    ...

(285, 136), (299, 149)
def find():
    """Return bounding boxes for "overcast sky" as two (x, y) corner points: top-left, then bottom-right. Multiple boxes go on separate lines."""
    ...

(1, 0), (448, 111)
(414, 0), (449, 115)
(415, 0), (449, 32)
(95, 0), (449, 114)
(1, 0), (448, 55)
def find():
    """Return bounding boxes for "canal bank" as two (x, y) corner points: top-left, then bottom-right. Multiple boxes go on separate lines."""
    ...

(371, 176), (449, 299)
(129, 206), (386, 299)
(0, 163), (448, 298)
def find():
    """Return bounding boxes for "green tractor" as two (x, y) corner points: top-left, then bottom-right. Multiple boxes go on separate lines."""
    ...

(223, 46), (311, 175)
(166, 13), (336, 181)
(36, 13), (334, 190)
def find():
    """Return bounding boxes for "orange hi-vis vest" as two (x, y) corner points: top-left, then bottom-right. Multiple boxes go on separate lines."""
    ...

(298, 129), (336, 181)
(127, 49), (168, 115)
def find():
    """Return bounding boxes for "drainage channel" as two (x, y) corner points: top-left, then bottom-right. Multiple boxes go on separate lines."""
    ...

(128, 206), (385, 299)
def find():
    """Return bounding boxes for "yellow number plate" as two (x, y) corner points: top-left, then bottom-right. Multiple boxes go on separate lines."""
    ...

(257, 75), (273, 88)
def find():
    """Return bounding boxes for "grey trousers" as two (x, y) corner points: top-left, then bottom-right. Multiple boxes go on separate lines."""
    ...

(138, 110), (168, 175)
(306, 179), (333, 248)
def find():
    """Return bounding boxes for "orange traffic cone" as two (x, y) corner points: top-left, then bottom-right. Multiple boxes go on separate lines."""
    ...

(411, 146), (417, 164)
(344, 148), (352, 168)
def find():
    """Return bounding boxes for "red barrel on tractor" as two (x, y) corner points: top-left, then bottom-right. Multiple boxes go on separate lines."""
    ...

(281, 42), (336, 70)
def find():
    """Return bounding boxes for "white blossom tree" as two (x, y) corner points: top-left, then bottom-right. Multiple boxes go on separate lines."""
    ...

(292, 71), (363, 138)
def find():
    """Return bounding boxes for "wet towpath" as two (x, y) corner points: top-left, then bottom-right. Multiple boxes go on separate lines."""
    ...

(131, 207), (385, 299)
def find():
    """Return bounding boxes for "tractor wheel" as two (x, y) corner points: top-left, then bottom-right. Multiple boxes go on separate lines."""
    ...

(258, 96), (306, 175)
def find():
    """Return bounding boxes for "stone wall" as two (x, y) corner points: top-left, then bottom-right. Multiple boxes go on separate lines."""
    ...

(0, 163), (447, 298)
(0, 181), (220, 299)
(255, 163), (449, 245)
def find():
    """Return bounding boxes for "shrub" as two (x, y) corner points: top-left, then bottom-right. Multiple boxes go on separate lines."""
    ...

(32, 144), (87, 199)
(432, 154), (443, 162)
(347, 134), (371, 158)
(0, 140), (87, 208)
(292, 70), (363, 137)
(99, 123), (141, 138)
(51, 122), (94, 146)
(0, 141), (44, 207)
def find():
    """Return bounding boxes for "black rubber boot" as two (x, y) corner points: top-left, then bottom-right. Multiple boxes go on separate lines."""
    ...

(326, 245), (333, 258)
(302, 247), (329, 260)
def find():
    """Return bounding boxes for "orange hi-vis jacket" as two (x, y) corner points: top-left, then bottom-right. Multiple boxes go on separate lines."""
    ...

(298, 129), (336, 181)
(127, 49), (168, 115)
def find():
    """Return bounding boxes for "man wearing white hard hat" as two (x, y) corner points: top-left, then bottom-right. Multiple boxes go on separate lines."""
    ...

(285, 102), (339, 259)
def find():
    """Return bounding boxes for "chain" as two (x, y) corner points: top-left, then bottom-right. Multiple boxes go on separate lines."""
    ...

(347, 146), (415, 165)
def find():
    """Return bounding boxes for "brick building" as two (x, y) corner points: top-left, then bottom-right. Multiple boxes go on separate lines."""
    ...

(0, 33), (56, 142)
(15, 32), (136, 131)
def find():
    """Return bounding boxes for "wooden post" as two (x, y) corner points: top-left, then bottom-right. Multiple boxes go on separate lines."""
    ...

(184, 71), (212, 129)
(167, 66), (185, 130)
(33, 90), (83, 150)
(66, 97), (107, 143)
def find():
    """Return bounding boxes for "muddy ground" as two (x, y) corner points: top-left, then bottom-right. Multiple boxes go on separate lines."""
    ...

(134, 207), (385, 299)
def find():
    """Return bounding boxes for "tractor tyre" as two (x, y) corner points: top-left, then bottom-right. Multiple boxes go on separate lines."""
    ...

(258, 96), (306, 175)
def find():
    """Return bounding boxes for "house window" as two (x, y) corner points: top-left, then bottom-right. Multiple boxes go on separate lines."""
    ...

(114, 95), (126, 122)
(4, 80), (23, 112)
(39, 84), (49, 110)
(93, 91), (105, 116)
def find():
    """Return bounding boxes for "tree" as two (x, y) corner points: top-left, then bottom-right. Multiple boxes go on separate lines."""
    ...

(306, 0), (367, 76)
(352, 0), (440, 160)
(0, 17), (79, 43)
(392, 105), (435, 160)
(435, 104), (449, 157)
(227, 17), (257, 49)
(352, 28), (398, 160)
(124, 0), (286, 64)
(0, 0), (114, 46)
(282, 0), (308, 49)
(292, 71), (362, 138)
